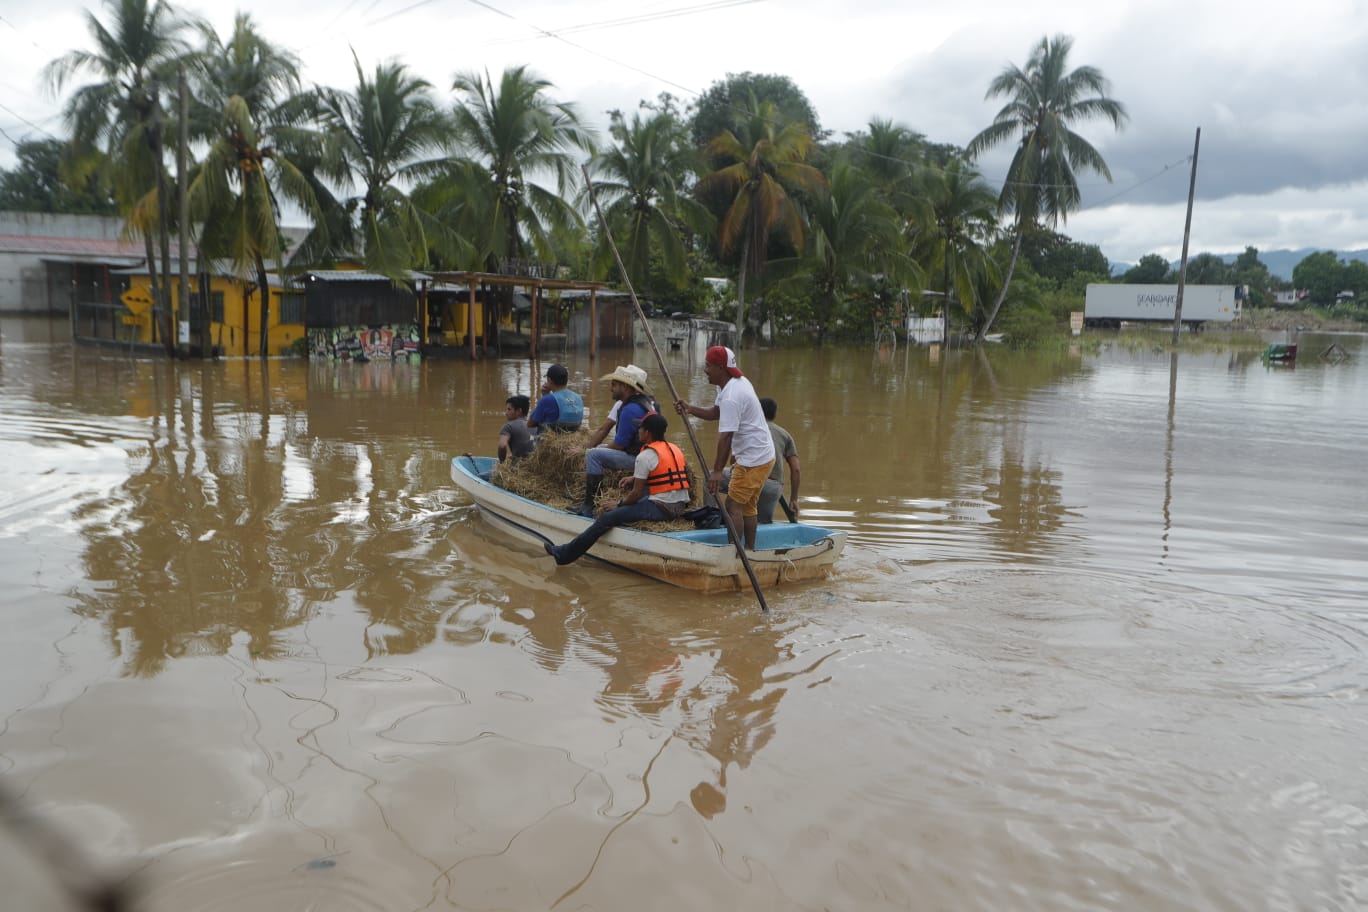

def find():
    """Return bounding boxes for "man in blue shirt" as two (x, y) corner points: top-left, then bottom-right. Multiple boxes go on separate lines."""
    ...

(526, 364), (584, 435)
(576, 364), (656, 517)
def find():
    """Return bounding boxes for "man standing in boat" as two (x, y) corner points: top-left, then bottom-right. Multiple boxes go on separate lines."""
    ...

(526, 363), (584, 435)
(675, 346), (775, 551)
(575, 364), (657, 517)
(544, 412), (691, 565)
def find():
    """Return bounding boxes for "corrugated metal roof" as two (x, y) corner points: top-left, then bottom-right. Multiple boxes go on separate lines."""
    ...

(301, 269), (430, 282)
(0, 234), (146, 258)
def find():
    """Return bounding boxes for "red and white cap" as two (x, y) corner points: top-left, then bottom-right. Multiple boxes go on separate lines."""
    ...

(705, 345), (742, 378)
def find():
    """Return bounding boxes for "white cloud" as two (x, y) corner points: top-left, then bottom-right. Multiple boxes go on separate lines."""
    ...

(4, 0), (1366, 265)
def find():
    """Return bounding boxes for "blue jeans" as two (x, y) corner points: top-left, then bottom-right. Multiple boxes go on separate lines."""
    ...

(548, 499), (671, 564)
(585, 446), (637, 475)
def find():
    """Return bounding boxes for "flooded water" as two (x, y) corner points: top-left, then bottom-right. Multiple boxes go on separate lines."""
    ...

(2, 316), (1366, 911)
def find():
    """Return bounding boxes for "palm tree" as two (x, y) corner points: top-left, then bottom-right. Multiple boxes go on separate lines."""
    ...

(314, 56), (457, 277)
(696, 100), (826, 343)
(853, 118), (927, 219)
(189, 12), (302, 134)
(910, 157), (1001, 341)
(188, 15), (318, 356)
(448, 65), (596, 270)
(188, 93), (321, 355)
(785, 156), (916, 345)
(44, 0), (201, 355)
(585, 108), (711, 292)
(966, 34), (1127, 343)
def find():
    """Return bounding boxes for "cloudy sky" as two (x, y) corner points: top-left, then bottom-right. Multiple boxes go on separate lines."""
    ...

(3, 0), (1367, 265)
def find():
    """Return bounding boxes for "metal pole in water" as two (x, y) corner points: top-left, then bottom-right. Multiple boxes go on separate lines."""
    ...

(1172, 127), (1201, 345)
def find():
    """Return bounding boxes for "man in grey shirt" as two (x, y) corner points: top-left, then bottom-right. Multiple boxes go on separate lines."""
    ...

(758, 397), (801, 523)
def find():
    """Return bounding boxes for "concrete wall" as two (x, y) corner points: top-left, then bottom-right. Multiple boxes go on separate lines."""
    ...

(0, 212), (129, 314)
(0, 211), (126, 239)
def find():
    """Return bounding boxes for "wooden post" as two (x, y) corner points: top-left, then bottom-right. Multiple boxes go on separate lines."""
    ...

(530, 285), (540, 362)
(1172, 127), (1201, 345)
(589, 288), (598, 361)
(467, 279), (477, 360)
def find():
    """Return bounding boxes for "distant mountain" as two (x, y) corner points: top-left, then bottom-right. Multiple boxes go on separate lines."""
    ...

(1110, 248), (1368, 281)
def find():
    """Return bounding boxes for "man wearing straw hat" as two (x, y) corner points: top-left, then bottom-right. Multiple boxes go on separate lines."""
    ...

(574, 364), (657, 517)
(675, 346), (775, 550)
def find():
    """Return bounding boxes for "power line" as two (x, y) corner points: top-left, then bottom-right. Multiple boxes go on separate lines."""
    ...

(1081, 156), (1192, 209)
(461, 0), (703, 98)
(0, 101), (61, 144)
(481, 0), (764, 45)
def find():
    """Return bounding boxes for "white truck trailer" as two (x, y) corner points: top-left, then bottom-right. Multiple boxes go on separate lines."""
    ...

(1084, 284), (1240, 328)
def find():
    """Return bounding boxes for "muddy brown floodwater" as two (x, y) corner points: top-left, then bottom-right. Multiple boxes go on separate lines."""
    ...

(2, 317), (1366, 911)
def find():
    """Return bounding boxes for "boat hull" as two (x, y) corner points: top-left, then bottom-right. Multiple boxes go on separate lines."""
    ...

(450, 455), (845, 592)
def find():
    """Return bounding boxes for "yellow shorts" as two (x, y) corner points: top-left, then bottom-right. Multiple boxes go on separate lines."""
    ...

(726, 460), (775, 516)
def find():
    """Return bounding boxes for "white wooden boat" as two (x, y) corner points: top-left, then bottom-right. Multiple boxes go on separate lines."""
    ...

(450, 455), (845, 592)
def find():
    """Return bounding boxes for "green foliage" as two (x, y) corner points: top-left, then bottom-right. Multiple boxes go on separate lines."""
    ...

(1182, 252), (1228, 284)
(1022, 229), (1108, 282)
(1121, 253), (1173, 284)
(0, 139), (117, 214)
(1230, 246), (1274, 307)
(444, 64), (594, 273)
(965, 33), (1127, 341)
(966, 34), (1127, 230)
(912, 156), (999, 324)
(690, 72), (822, 147)
(586, 108), (708, 294)
(697, 100), (826, 342)
(988, 262), (1053, 346)
(1293, 250), (1346, 305)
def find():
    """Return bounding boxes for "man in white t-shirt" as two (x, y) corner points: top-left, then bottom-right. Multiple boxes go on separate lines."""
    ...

(674, 345), (775, 550)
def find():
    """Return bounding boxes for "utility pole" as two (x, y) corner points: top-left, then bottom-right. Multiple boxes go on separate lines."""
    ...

(1172, 127), (1201, 345)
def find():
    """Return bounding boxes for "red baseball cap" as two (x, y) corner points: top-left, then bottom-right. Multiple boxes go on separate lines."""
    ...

(705, 345), (742, 378)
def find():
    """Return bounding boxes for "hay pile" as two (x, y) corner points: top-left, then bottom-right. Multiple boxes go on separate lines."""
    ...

(491, 430), (702, 532)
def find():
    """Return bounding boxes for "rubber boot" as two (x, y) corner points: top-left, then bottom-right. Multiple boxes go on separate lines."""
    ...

(575, 474), (603, 517)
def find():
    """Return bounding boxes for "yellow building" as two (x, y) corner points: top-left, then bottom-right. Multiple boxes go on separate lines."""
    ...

(117, 267), (305, 356)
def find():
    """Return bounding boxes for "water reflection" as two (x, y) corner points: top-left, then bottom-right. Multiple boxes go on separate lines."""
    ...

(4, 322), (1368, 910)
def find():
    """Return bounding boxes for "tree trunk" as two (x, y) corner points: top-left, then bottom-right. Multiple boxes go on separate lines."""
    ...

(144, 230), (164, 349)
(942, 259), (951, 345)
(974, 228), (1023, 344)
(734, 233), (749, 347)
(152, 100), (175, 359)
(256, 252), (270, 357)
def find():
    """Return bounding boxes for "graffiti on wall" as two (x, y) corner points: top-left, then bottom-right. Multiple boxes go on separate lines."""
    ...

(309, 324), (422, 362)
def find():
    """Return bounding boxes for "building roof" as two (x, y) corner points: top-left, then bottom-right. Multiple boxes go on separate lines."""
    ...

(0, 233), (146, 260)
(300, 269), (430, 282)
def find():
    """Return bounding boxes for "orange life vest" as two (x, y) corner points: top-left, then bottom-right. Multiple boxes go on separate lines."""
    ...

(644, 440), (689, 494)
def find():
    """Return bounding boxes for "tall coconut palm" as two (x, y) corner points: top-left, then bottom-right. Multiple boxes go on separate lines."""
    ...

(189, 13), (303, 134)
(966, 34), (1127, 342)
(853, 118), (928, 220)
(448, 65), (596, 270)
(697, 100), (826, 344)
(188, 95), (321, 356)
(44, 0), (201, 355)
(314, 56), (457, 278)
(187, 14), (316, 355)
(584, 109), (711, 292)
(910, 157), (1001, 341)
(782, 156), (917, 345)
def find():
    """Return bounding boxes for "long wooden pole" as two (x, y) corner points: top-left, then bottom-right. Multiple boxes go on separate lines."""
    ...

(1172, 127), (1201, 345)
(582, 165), (770, 613)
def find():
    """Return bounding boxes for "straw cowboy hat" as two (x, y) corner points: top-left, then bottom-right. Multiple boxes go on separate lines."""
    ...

(600, 364), (650, 394)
